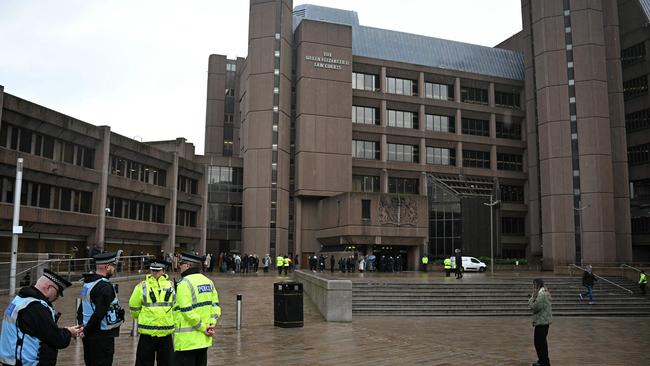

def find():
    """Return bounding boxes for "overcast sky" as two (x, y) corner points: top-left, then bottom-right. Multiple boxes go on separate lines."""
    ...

(0, 0), (522, 154)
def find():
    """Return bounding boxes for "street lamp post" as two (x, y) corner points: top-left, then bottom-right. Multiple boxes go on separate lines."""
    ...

(483, 195), (500, 276)
(573, 200), (590, 266)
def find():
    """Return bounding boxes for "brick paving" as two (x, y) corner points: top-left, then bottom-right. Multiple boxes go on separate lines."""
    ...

(2, 271), (649, 365)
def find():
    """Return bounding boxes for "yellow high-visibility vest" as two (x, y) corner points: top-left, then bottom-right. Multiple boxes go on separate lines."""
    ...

(128, 274), (175, 337)
(173, 271), (220, 351)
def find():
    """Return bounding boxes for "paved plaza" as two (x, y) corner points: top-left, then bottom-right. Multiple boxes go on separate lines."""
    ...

(2, 271), (650, 365)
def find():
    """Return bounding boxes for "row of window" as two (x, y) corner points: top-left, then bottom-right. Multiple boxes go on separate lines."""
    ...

(387, 110), (417, 129)
(623, 75), (648, 101)
(462, 118), (490, 137)
(178, 175), (198, 195)
(106, 196), (165, 224)
(628, 143), (650, 165)
(1, 122), (95, 169)
(352, 106), (378, 125)
(502, 217), (525, 235)
(625, 108), (650, 132)
(351, 72), (520, 109)
(0, 176), (92, 213)
(621, 42), (646, 68)
(631, 179), (650, 199)
(352, 175), (420, 194)
(388, 143), (419, 163)
(177, 209), (197, 227)
(632, 216), (650, 234)
(207, 203), (243, 230)
(109, 156), (166, 186)
(500, 185), (524, 203)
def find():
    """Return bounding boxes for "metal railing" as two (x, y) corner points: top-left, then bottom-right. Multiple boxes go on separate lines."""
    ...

(0, 254), (156, 292)
(568, 264), (633, 294)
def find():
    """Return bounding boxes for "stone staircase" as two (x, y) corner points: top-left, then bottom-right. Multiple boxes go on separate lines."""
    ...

(352, 276), (650, 317)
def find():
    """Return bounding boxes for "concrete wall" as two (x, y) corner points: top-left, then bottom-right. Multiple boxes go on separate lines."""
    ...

(293, 270), (352, 322)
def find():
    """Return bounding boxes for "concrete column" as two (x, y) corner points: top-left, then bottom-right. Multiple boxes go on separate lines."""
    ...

(94, 126), (111, 252)
(490, 113), (496, 139)
(380, 100), (387, 127)
(456, 142), (463, 168)
(491, 145), (498, 172)
(199, 163), (208, 255)
(380, 67), (387, 93)
(419, 138), (426, 165)
(454, 78), (461, 103)
(455, 109), (462, 135)
(419, 105), (426, 131)
(381, 134), (387, 162)
(488, 82), (495, 107)
(380, 169), (388, 193)
(165, 152), (179, 254)
(419, 171), (428, 196)
(418, 72), (425, 98)
(295, 197), (302, 258)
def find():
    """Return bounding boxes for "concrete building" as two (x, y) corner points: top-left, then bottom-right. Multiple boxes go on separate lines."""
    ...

(203, 0), (650, 269)
(0, 87), (207, 257)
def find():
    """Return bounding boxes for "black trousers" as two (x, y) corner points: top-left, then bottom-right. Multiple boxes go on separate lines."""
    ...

(135, 334), (173, 366)
(641, 283), (646, 295)
(534, 324), (550, 366)
(83, 337), (115, 366)
(174, 348), (207, 366)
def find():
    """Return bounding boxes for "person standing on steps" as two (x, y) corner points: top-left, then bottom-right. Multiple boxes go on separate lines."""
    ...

(639, 270), (647, 296)
(529, 278), (552, 366)
(454, 248), (463, 279)
(579, 265), (597, 305)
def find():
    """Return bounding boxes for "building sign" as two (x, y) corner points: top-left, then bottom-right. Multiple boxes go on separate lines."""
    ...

(305, 51), (350, 70)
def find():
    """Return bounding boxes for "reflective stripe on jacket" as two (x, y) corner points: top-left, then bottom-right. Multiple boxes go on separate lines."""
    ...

(129, 274), (175, 337)
(0, 296), (56, 366)
(443, 258), (452, 269)
(173, 273), (221, 351)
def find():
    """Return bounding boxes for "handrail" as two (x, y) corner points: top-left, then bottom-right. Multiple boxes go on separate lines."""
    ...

(568, 264), (633, 295)
(620, 263), (642, 273)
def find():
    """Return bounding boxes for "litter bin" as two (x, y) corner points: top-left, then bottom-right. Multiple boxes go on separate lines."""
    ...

(274, 281), (303, 328)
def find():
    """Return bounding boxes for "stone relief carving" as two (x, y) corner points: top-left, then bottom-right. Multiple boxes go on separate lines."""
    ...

(378, 195), (417, 226)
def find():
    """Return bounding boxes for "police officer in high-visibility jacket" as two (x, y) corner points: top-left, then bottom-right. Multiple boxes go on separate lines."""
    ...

(0, 269), (83, 366)
(173, 253), (221, 366)
(129, 259), (175, 366)
(78, 251), (125, 366)
(276, 255), (284, 276)
(444, 257), (452, 277)
(421, 255), (429, 272)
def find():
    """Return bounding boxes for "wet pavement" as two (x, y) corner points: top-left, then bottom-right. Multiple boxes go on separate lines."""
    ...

(2, 270), (649, 365)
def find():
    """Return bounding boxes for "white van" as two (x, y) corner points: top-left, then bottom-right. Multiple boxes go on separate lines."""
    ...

(450, 256), (487, 272)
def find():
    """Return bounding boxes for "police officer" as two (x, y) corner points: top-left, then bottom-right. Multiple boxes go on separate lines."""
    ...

(454, 248), (463, 279)
(0, 269), (83, 365)
(639, 270), (647, 296)
(78, 251), (125, 366)
(444, 257), (452, 277)
(174, 253), (221, 366)
(129, 259), (175, 366)
(276, 255), (284, 276)
(421, 255), (429, 272)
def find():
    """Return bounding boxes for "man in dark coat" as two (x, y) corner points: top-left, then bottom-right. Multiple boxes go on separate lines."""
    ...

(454, 248), (463, 279)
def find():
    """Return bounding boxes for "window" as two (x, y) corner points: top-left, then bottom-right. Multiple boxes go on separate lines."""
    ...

(352, 140), (380, 160)
(462, 118), (489, 137)
(207, 203), (243, 231)
(352, 106), (378, 125)
(497, 153), (523, 171)
(426, 147), (456, 166)
(387, 110), (418, 129)
(352, 72), (377, 91)
(623, 75), (649, 101)
(226, 63), (236, 72)
(178, 175), (199, 194)
(352, 175), (380, 192)
(385, 76), (417, 96)
(631, 179), (650, 199)
(208, 166), (243, 192)
(462, 150), (490, 169)
(177, 209), (198, 227)
(500, 185), (524, 203)
(496, 121), (522, 140)
(361, 199), (371, 222)
(110, 155), (166, 186)
(626, 108), (650, 132)
(502, 217), (525, 235)
(495, 91), (521, 109)
(1, 178), (93, 213)
(425, 114), (455, 133)
(387, 143), (419, 163)
(107, 196), (165, 223)
(0, 121), (94, 168)
(632, 216), (650, 234)
(388, 177), (419, 194)
(621, 42), (646, 68)
(628, 143), (650, 165)
(461, 86), (488, 104)
(425, 82), (452, 100)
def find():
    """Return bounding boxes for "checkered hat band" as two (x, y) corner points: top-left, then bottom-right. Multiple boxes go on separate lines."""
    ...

(43, 272), (69, 289)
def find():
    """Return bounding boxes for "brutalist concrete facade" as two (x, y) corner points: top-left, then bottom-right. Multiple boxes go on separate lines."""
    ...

(203, 0), (646, 269)
(0, 89), (207, 257)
